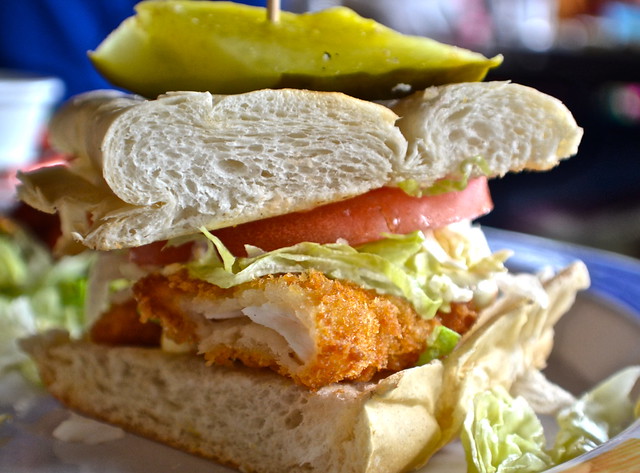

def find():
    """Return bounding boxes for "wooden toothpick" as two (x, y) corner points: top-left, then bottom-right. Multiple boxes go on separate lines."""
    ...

(267, 0), (281, 23)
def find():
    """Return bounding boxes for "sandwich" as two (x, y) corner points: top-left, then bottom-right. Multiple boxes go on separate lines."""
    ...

(16, 2), (590, 473)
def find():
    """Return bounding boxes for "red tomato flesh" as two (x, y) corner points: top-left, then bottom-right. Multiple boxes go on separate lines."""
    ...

(128, 240), (195, 266)
(129, 177), (493, 263)
(213, 177), (492, 256)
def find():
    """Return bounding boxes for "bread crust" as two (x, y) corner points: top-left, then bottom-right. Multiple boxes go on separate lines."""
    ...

(22, 330), (444, 473)
(391, 81), (583, 185)
(21, 262), (590, 473)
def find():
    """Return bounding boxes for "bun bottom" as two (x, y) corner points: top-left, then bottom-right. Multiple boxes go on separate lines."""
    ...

(21, 330), (445, 473)
(21, 262), (590, 473)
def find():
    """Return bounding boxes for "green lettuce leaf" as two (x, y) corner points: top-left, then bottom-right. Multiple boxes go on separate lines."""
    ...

(417, 324), (461, 365)
(0, 228), (50, 294)
(462, 386), (554, 473)
(190, 229), (440, 318)
(398, 156), (491, 197)
(0, 228), (94, 382)
(188, 227), (508, 321)
(184, 225), (507, 361)
(552, 365), (640, 464)
(462, 366), (640, 473)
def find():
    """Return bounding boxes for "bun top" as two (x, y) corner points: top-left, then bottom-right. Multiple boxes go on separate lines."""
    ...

(18, 83), (582, 251)
(391, 81), (583, 184)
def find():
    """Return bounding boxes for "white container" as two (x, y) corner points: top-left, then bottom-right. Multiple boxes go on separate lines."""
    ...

(0, 70), (65, 170)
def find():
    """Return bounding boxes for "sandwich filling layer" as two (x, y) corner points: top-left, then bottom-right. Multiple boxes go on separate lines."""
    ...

(88, 221), (525, 388)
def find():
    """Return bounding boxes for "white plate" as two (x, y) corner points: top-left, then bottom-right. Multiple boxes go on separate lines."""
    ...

(1, 228), (639, 473)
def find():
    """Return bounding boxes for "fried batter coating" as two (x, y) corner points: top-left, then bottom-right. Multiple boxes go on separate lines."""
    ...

(438, 302), (479, 335)
(89, 299), (162, 347)
(133, 269), (439, 389)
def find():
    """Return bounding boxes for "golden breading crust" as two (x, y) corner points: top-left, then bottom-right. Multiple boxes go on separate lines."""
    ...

(90, 299), (162, 347)
(133, 269), (439, 389)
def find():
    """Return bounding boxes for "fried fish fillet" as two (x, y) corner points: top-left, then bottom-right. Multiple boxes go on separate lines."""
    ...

(131, 269), (447, 389)
(90, 299), (162, 347)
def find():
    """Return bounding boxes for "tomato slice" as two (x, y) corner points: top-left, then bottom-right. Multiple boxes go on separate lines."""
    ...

(129, 177), (492, 263)
(212, 177), (492, 256)
(128, 240), (195, 266)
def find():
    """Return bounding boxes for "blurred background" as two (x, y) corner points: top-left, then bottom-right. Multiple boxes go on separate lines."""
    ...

(1, 0), (639, 257)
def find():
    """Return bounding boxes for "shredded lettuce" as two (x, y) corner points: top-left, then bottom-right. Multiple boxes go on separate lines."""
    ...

(417, 324), (461, 365)
(462, 366), (640, 473)
(0, 228), (50, 294)
(462, 386), (554, 473)
(0, 225), (94, 382)
(552, 365), (640, 464)
(182, 223), (509, 362)
(398, 156), (491, 197)
(187, 224), (508, 322)
(190, 229), (440, 318)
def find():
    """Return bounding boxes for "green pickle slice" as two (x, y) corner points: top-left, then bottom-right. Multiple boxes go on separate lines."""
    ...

(90, 0), (502, 100)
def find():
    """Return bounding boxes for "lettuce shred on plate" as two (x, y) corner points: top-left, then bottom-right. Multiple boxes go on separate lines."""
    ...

(0, 219), (94, 382)
(462, 366), (640, 473)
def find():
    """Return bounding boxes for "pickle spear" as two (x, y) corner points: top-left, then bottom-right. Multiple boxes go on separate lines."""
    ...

(90, 1), (502, 100)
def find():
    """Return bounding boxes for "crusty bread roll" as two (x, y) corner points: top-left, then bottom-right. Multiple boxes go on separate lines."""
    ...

(18, 83), (581, 252)
(391, 81), (583, 185)
(21, 262), (589, 473)
(20, 89), (406, 251)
